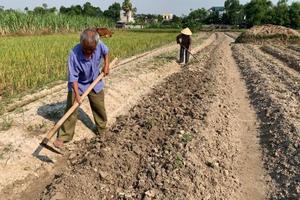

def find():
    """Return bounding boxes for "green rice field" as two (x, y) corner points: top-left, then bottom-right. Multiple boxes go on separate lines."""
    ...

(0, 30), (178, 101)
(0, 12), (113, 35)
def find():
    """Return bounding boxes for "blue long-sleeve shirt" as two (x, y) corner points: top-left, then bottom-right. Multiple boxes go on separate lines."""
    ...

(67, 42), (109, 95)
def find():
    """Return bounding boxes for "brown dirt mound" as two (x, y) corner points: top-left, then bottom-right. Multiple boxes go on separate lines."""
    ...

(247, 24), (300, 37)
(236, 24), (300, 44)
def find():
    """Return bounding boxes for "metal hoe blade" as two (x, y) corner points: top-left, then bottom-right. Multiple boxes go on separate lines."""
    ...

(40, 142), (63, 155)
(32, 138), (63, 157)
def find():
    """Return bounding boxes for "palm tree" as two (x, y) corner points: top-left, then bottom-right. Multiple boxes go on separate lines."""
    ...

(122, 0), (136, 22)
(122, 0), (132, 13)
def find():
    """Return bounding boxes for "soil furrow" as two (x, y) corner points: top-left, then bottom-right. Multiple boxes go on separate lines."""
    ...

(4, 32), (292, 200)
(0, 34), (213, 199)
(37, 34), (223, 200)
(245, 44), (300, 104)
(273, 44), (300, 57)
(288, 45), (300, 53)
(232, 44), (300, 200)
(261, 45), (300, 72)
(34, 33), (267, 200)
(224, 32), (240, 40)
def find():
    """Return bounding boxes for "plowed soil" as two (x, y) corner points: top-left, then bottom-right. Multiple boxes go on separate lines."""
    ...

(39, 33), (267, 200)
(1, 32), (300, 200)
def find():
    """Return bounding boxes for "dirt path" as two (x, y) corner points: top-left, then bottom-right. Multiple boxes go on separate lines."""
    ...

(0, 33), (213, 199)
(10, 33), (269, 200)
(198, 34), (267, 199)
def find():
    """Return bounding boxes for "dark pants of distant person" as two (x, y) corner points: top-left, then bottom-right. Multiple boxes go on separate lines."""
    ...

(180, 46), (190, 64)
(57, 90), (107, 142)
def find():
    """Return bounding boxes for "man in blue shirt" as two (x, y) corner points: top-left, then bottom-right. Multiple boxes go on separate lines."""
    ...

(53, 28), (110, 148)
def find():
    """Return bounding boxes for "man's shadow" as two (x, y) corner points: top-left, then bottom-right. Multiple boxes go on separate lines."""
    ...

(37, 101), (97, 134)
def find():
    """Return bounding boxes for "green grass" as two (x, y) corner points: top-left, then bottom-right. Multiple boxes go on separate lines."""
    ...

(0, 12), (113, 35)
(182, 133), (193, 143)
(0, 143), (14, 160)
(174, 152), (184, 169)
(0, 116), (13, 131)
(0, 30), (178, 102)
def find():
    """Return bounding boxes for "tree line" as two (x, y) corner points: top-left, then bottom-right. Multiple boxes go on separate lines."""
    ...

(0, 2), (124, 22)
(221, 0), (299, 29)
(142, 0), (300, 29)
(0, 0), (299, 29)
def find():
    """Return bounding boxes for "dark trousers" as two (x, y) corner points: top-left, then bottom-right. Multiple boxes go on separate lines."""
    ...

(179, 46), (190, 64)
(57, 90), (107, 142)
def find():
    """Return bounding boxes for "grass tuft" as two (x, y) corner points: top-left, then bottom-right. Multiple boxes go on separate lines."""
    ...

(0, 116), (13, 131)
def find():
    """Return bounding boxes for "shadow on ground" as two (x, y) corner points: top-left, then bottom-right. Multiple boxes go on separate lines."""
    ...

(37, 101), (96, 133)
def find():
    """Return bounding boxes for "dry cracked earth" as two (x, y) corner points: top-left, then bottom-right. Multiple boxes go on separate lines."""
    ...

(1, 32), (300, 200)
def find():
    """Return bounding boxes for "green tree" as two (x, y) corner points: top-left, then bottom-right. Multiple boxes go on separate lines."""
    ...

(224, 0), (243, 25)
(274, 0), (290, 26)
(206, 11), (222, 24)
(59, 6), (67, 14)
(244, 0), (273, 27)
(70, 5), (83, 15)
(42, 3), (48, 9)
(289, 2), (300, 29)
(49, 7), (57, 13)
(135, 14), (159, 24)
(104, 2), (121, 21)
(122, 0), (132, 13)
(33, 6), (46, 14)
(172, 15), (182, 24)
(157, 15), (163, 23)
(59, 3), (103, 17)
(122, 0), (136, 18)
(32, 4), (56, 14)
(83, 2), (102, 17)
(188, 8), (208, 23)
(182, 8), (208, 29)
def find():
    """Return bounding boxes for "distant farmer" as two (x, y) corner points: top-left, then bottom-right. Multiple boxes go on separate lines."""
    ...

(176, 27), (192, 64)
(53, 28), (109, 148)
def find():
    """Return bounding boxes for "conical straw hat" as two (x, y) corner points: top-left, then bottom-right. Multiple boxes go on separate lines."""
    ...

(181, 28), (192, 36)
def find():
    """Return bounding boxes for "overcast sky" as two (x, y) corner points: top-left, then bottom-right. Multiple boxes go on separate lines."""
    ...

(0, 0), (296, 16)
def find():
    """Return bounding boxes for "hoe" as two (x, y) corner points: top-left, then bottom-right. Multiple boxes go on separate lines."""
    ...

(180, 45), (201, 63)
(32, 58), (118, 157)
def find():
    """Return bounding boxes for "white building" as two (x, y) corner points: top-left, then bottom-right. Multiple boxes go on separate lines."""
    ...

(162, 13), (173, 21)
(120, 10), (135, 23)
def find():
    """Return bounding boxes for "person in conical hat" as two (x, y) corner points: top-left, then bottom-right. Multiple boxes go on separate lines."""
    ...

(181, 27), (192, 36)
(176, 27), (192, 64)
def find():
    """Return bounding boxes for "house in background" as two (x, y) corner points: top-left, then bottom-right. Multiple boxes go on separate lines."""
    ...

(120, 10), (135, 23)
(162, 13), (173, 21)
(117, 10), (144, 29)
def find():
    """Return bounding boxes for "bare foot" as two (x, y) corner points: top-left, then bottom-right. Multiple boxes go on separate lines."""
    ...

(53, 139), (64, 149)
